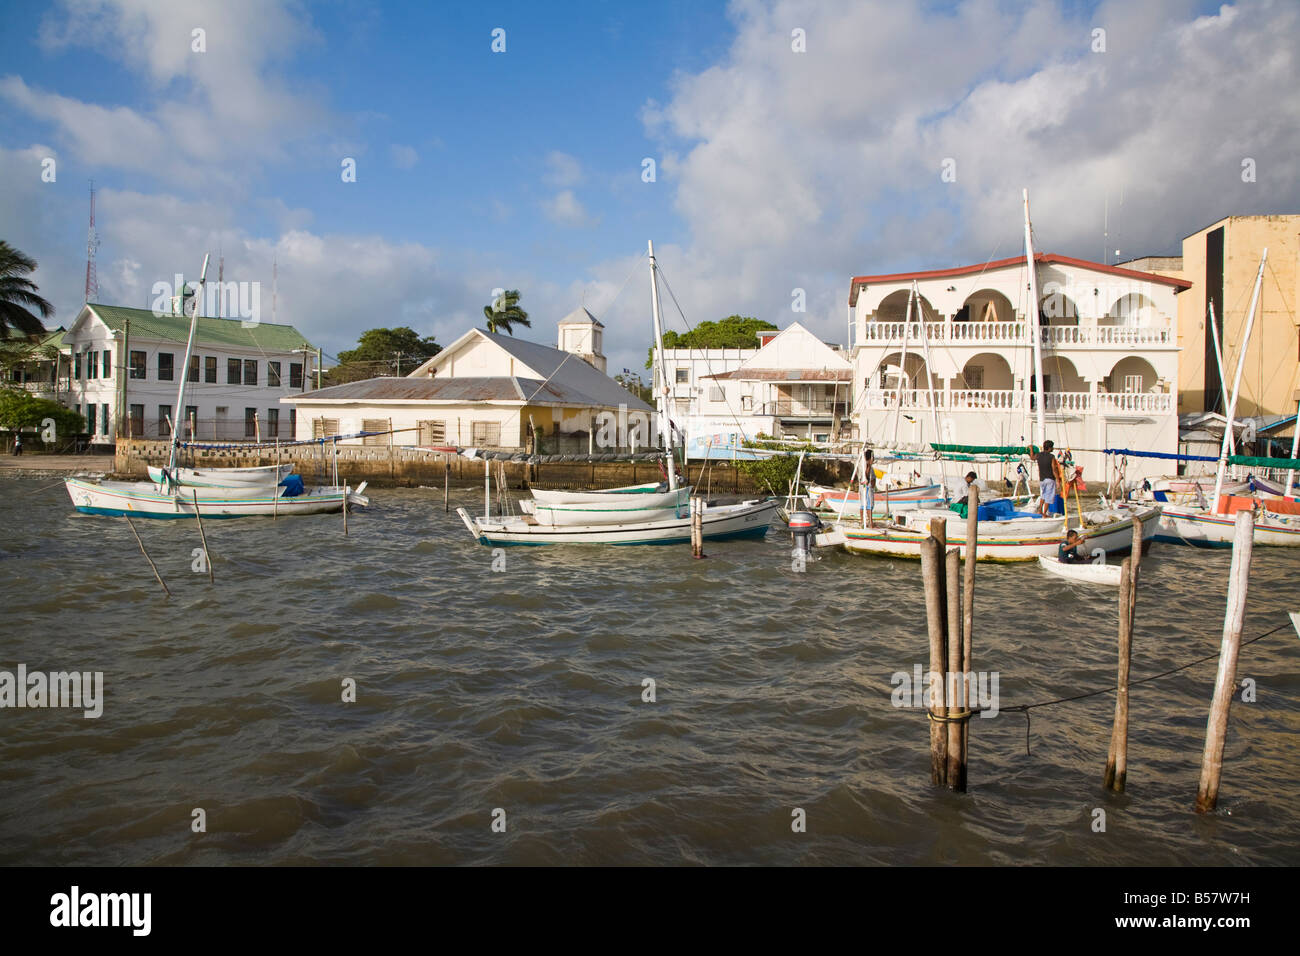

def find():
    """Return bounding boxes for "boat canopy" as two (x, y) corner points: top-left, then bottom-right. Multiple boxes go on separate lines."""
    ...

(931, 443), (1035, 456)
(1227, 454), (1300, 470)
(1104, 448), (1218, 462)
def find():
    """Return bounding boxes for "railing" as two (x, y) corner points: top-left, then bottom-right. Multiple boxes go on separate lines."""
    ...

(861, 389), (1172, 415)
(860, 321), (1173, 347)
(762, 400), (850, 417)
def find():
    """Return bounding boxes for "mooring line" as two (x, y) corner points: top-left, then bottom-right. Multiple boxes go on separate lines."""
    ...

(924, 621), (1292, 756)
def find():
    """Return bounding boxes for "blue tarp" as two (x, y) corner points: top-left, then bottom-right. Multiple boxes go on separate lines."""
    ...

(279, 474), (304, 497)
(1104, 448), (1218, 462)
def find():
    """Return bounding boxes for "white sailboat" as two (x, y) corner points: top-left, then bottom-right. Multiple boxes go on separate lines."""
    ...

(65, 255), (366, 519)
(145, 463), (295, 487)
(457, 241), (780, 545)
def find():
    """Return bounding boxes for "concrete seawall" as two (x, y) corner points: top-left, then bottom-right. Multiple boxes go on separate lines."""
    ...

(113, 439), (787, 493)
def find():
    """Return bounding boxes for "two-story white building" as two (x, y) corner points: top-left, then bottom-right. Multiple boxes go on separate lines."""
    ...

(654, 322), (854, 457)
(60, 302), (316, 444)
(848, 253), (1192, 480)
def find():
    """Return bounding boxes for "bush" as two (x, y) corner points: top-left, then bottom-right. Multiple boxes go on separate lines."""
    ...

(0, 387), (85, 440)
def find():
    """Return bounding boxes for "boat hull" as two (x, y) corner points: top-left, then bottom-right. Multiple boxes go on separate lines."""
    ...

(458, 498), (779, 545)
(146, 464), (295, 487)
(840, 506), (1160, 562)
(65, 478), (366, 518)
(528, 482), (672, 505)
(1036, 555), (1124, 585)
(1156, 504), (1300, 547)
(531, 487), (692, 525)
(807, 482), (944, 514)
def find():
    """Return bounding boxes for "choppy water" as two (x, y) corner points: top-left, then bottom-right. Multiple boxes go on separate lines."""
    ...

(1, 478), (1297, 865)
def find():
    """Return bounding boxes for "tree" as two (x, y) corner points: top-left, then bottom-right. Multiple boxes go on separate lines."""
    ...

(0, 387), (84, 438)
(483, 289), (531, 335)
(0, 241), (54, 341)
(328, 327), (442, 385)
(645, 314), (776, 368)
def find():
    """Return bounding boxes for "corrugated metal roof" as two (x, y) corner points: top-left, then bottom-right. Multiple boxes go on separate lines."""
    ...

(79, 304), (313, 352)
(284, 374), (633, 408)
(705, 368), (852, 382)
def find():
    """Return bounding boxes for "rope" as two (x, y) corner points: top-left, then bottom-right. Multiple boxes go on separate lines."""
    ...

(925, 620), (1292, 756)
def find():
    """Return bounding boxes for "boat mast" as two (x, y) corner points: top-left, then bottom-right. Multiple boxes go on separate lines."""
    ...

(1023, 189), (1046, 448)
(647, 241), (678, 491)
(1207, 302), (1234, 454)
(891, 285), (914, 448)
(164, 254), (211, 480)
(1210, 249), (1267, 512)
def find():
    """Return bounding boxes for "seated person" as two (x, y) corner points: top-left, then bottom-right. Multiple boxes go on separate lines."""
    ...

(1058, 529), (1088, 563)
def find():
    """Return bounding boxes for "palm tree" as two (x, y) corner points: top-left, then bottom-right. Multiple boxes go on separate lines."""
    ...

(0, 242), (53, 341)
(483, 289), (530, 336)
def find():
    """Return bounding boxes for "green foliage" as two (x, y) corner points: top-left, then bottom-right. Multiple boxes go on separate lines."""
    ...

(645, 315), (777, 368)
(735, 435), (834, 495)
(613, 371), (652, 404)
(0, 241), (54, 341)
(483, 289), (531, 335)
(0, 387), (84, 436)
(328, 327), (442, 385)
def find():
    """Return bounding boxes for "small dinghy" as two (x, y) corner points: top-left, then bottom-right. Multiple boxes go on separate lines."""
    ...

(1036, 555), (1123, 585)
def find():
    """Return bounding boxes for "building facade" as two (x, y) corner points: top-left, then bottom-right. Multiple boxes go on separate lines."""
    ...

(283, 321), (653, 450)
(848, 254), (1191, 480)
(60, 303), (316, 445)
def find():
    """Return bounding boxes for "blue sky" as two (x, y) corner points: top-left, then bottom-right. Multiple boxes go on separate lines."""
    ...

(2, 0), (1296, 375)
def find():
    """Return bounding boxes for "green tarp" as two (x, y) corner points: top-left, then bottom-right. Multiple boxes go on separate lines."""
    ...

(1227, 455), (1300, 470)
(931, 443), (1035, 456)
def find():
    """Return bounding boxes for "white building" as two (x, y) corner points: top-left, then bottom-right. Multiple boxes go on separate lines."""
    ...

(283, 313), (653, 450)
(60, 303), (316, 444)
(848, 253), (1191, 480)
(655, 322), (854, 456)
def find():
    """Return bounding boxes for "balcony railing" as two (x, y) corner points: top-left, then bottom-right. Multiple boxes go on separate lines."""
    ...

(760, 399), (850, 418)
(863, 389), (1172, 415)
(859, 321), (1173, 347)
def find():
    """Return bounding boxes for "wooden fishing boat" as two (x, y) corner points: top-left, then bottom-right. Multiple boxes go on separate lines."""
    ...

(458, 497), (778, 546)
(837, 504), (1161, 562)
(66, 477), (368, 518)
(1036, 555), (1123, 585)
(807, 481), (945, 513)
(532, 487), (692, 526)
(146, 463), (295, 487)
(1156, 497), (1300, 548)
(529, 483), (686, 509)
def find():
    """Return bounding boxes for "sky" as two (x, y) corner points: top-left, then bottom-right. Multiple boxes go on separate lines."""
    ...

(2, 0), (1298, 377)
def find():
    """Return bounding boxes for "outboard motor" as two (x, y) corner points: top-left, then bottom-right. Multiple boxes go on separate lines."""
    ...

(788, 510), (822, 562)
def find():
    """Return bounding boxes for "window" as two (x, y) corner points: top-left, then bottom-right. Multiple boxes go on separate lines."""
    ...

(964, 366), (984, 389)
(228, 359), (242, 384)
(130, 350), (147, 379)
(1123, 374), (1143, 393)
(268, 361), (281, 387)
(312, 417), (339, 439)
(741, 395), (753, 411)
(88, 351), (99, 379)
(675, 368), (689, 384)
(267, 408), (279, 437)
(362, 419), (388, 446)
(471, 421), (501, 446)
(73, 352), (82, 379)
(418, 420), (447, 445)
(243, 360), (258, 385)
(709, 386), (725, 403)
(129, 404), (144, 438)
(102, 349), (111, 377)
(158, 353), (174, 381)
(189, 355), (200, 382)
(205, 356), (217, 383)
(289, 408), (296, 436)
(185, 406), (198, 437)
(101, 405), (110, 435)
(290, 362), (303, 389)
(159, 405), (172, 437)
(84, 405), (95, 435)
(245, 408), (258, 438)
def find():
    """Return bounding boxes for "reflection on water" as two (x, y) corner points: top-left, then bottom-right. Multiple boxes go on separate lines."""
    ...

(1, 480), (1297, 865)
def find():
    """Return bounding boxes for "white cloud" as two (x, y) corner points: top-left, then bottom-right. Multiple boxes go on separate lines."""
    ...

(542, 190), (595, 228)
(543, 150), (583, 187)
(390, 144), (418, 169)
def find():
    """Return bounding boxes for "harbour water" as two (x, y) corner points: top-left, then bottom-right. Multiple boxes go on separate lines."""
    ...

(2, 478), (1297, 865)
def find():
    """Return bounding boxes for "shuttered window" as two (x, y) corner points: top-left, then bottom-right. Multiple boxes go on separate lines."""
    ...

(362, 419), (387, 446)
(418, 420), (446, 445)
(312, 418), (339, 439)
(471, 421), (501, 446)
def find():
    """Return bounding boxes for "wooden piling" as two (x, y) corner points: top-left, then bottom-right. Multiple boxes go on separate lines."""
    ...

(690, 496), (705, 558)
(443, 461), (450, 513)
(1103, 557), (1133, 791)
(1196, 509), (1254, 812)
(920, 529), (948, 786)
(124, 516), (170, 598)
(343, 484), (349, 536)
(961, 484), (977, 780)
(191, 491), (215, 585)
(945, 546), (966, 791)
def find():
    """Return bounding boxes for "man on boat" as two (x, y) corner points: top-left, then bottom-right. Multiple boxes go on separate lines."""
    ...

(1036, 441), (1063, 516)
(861, 448), (877, 528)
(963, 471), (988, 496)
(1058, 529), (1088, 563)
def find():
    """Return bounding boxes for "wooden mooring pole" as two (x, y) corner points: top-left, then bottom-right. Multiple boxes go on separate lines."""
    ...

(191, 491), (215, 584)
(443, 461), (450, 513)
(921, 517), (948, 786)
(1104, 519), (1143, 791)
(124, 516), (170, 598)
(1196, 509), (1254, 812)
(690, 496), (705, 559)
(944, 546), (965, 791)
(961, 485), (977, 781)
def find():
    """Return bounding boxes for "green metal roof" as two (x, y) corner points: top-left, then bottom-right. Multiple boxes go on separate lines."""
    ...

(84, 304), (314, 352)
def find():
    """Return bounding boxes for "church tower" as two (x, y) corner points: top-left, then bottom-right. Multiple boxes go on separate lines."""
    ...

(557, 307), (606, 373)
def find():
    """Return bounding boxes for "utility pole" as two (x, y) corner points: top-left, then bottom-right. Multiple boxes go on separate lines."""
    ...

(317, 346), (322, 390)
